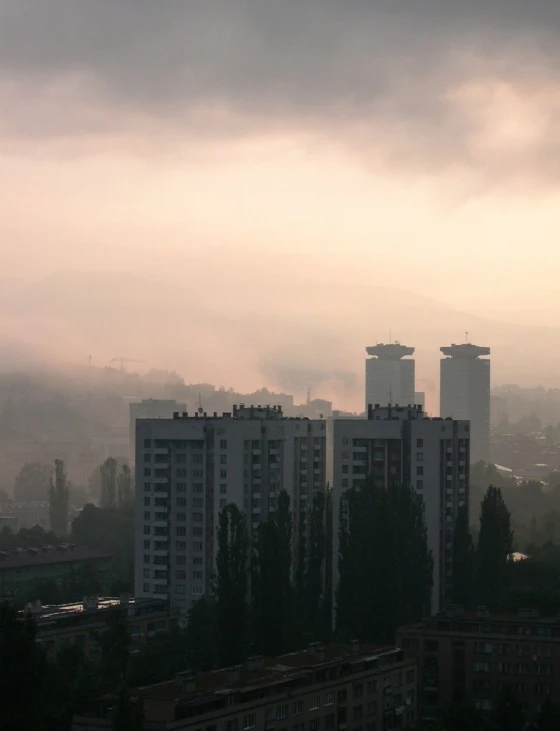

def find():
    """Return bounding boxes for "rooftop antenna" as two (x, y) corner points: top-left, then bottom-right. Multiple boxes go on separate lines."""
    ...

(389, 328), (392, 344)
(465, 331), (469, 344)
(197, 392), (203, 415)
(306, 387), (311, 406)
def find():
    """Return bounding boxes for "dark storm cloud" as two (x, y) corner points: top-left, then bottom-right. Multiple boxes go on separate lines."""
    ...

(2, 1), (560, 180)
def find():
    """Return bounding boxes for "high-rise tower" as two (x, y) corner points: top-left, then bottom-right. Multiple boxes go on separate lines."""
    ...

(440, 343), (490, 464)
(365, 343), (415, 412)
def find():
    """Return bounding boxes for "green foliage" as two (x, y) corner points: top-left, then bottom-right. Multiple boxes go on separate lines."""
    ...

(215, 503), (249, 666)
(0, 602), (46, 731)
(117, 464), (134, 507)
(477, 486), (513, 607)
(252, 490), (294, 656)
(336, 480), (432, 642)
(451, 505), (475, 609)
(48, 459), (69, 537)
(183, 597), (217, 672)
(100, 457), (118, 509)
(13, 461), (51, 503)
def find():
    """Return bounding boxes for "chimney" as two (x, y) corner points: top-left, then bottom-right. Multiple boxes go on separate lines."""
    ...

(226, 665), (242, 683)
(246, 655), (264, 671)
(308, 642), (325, 661)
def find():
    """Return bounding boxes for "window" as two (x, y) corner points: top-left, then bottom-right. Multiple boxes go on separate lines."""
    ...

(515, 664), (529, 674)
(143, 583), (150, 592)
(144, 439), (151, 448)
(276, 705), (288, 720)
(176, 526), (186, 536)
(496, 663), (511, 674)
(220, 439), (228, 449)
(242, 714), (255, 730)
(143, 554), (150, 564)
(367, 680), (377, 694)
(175, 453), (186, 463)
(193, 541), (203, 551)
(177, 555), (186, 565)
(193, 512), (203, 522)
(342, 438), (349, 446)
(475, 699), (492, 711)
(193, 497), (203, 507)
(144, 468), (151, 476)
(176, 512), (186, 522)
(176, 482), (186, 492)
(293, 701), (303, 715)
(193, 469), (203, 478)
(324, 692), (334, 706)
(176, 497), (186, 507)
(416, 452), (424, 462)
(193, 482), (203, 492)
(476, 642), (493, 654)
(416, 466), (424, 476)
(220, 469), (227, 479)
(498, 644), (509, 655)
(144, 453), (151, 463)
(416, 438), (424, 447)
(193, 453), (203, 464)
(354, 705), (364, 720)
(342, 465), (348, 474)
(175, 584), (185, 594)
(220, 484), (227, 494)
(143, 525), (150, 535)
(176, 541), (186, 550)
(366, 701), (377, 716)
(176, 468), (187, 478)
(220, 453), (227, 465)
(354, 683), (364, 698)
(176, 570), (186, 580)
(193, 570), (203, 580)
(309, 721), (319, 731)
(144, 496), (151, 506)
(309, 695), (320, 710)
(192, 585), (203, 595)
(193, 527), (203, 536)
(155, 512), (167, 521)
(143, 482), (151, 492)
(324, 715), (335, 729)
(143, 539), (150, 549)
(226, 721), (238, 731)
(143, 511), (150, 520)
(473, 661), (490, 672)
(193, 556), (203, 564)
(220, 499), (227, 508)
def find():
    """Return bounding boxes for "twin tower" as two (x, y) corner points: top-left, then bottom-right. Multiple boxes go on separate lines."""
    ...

(365, 342), (490, 463)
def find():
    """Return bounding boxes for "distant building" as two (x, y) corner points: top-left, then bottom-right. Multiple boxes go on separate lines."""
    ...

(26, 595), (177, 661)
(333, 405), (470, 613)
(73, 643), (418, 731)
(398, 606), (560, 722)
(129, 399), (187, 464)
(135, 405), (327, 612)
(0, 503), (50, 530)
(365, 344), (415, 413)
(440, 343), (490, 464)
(0, 544), (112, 601)
(414, 392), (426, 410)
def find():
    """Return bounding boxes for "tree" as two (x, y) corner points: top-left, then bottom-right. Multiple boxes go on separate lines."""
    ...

(49, 459), (70, 537)
(305, 490), (326, 633)
(101, 457), (118, 509)
(117, 464), (134, 508)
(252, 490), (293, 656)
(183, 597), (217, 672)
(337, 480), (432, 643)
(215, 504), (249, 666)
(477, 486), (513, 607)
(99, 607), (131, 688)
(13, 461), (51, 503)
(451, 505), (475, 608)
(0, 602), (46, 731)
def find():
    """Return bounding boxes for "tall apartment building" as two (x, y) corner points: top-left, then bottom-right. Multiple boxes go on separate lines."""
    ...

(134, 405), (327, 611)
(129, 399), (187, 464)
(74, 642), (417, 731)
(365, 343), (415, 413)
(440, 343), (490, 464)
(333, 405), (470, 614)
(398, 606), (560, 722)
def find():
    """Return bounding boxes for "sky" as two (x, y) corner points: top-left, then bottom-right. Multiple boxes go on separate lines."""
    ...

(2, 1), (560, 410)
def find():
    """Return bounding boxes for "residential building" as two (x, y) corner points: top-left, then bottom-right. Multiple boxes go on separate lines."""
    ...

(440, 343), (490, 464)
(333, 405), (470, 613)
(134, 405), (327, 611)
(26, 595), (177, 661)
(365, 343), (415, 413)
(129, 399), (187, 464)
(73, 642), (417, 731)
(0, 544), (112, 601)
(397, 606), (560, 722)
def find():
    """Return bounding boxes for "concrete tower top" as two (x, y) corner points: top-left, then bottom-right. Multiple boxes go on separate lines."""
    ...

(440, 344), (490, 359)
(366, 343), (415, 359)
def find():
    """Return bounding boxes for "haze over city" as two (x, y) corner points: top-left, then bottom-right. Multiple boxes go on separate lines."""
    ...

(2, 1), (560, 411)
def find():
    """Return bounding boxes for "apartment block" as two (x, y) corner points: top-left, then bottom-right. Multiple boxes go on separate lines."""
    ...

(333, 405), (470, 613)
(26, 595), (177, 661)
(397, 606), (560, 722)
(365, 344), (415, 414)
(134, 405), (327, 611)
(73, 643), (417, 731)
(129, 399), (187, 464)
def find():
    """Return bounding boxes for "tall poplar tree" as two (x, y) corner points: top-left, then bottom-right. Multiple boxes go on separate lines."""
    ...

(49, 458), (69, 537)
(100, 457), (118, 509)
(215, 504), (249, 666)
(451, 505), (475, 608)
(477, 485), (513, 607)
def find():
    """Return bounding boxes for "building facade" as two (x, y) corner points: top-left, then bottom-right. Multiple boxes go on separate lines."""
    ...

(74, 643), (417, 731)
(365, 344), (415, 414)
(333, 405), (470, 613)
(397, 606), (560, 722)
(134, 405), (327, 611)
(0, 544), (113, 601)
(440, 343), (490, 464)
(27, 596), (177, 661)
(129, 399), (187, 464)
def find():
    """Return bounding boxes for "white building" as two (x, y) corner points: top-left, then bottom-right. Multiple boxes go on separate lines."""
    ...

(333, 405), (470, 614)
(365, 343), (415, 413)
(134, 405), (327, 611)
(129, 399), (186, 464)
(440, 343), (490, 464)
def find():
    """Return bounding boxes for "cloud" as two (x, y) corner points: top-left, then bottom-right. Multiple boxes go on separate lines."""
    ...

(2, 1), (560, 184)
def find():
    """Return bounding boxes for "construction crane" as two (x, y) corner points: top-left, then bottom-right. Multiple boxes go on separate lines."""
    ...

(110, 357), (144, 372)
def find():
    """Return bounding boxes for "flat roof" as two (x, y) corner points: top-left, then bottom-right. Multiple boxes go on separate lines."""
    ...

(28, 596), (168, 623)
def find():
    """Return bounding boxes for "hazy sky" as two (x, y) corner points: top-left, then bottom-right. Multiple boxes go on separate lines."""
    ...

(2, 1), (560, 408)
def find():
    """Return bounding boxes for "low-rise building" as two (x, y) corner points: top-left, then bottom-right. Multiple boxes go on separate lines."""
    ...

(0, 544), (113, 600)
(74, 643), (417, 731)
(397, 606), (560, 721)
(27, 595), (177, 661)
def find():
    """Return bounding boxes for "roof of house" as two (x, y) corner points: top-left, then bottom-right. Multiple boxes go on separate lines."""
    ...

(0, 544), (112, 570)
